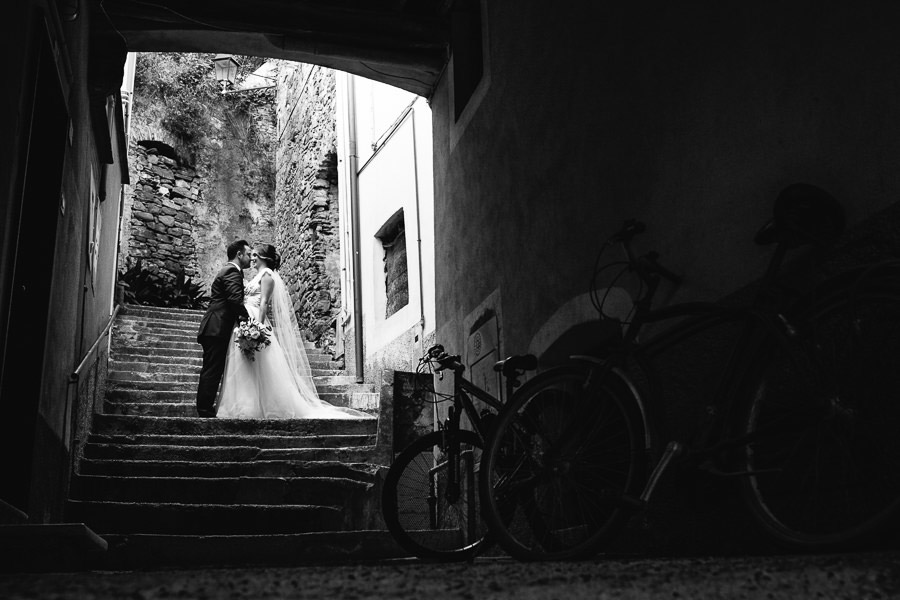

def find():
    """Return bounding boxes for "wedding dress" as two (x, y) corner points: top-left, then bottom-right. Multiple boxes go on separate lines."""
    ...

(217, 267), (367, 419)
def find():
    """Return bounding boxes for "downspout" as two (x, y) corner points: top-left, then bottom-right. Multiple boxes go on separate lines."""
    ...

(410, 107), (426, 355)
(347, 75), (365, 383)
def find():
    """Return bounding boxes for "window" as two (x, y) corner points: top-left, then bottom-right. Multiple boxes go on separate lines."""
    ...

(376, 209), (409, 318)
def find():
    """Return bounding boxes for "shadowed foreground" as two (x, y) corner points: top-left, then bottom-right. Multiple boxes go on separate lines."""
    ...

(2, 552), (898, 599)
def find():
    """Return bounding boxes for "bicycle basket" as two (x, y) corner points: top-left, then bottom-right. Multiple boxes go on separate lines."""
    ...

(590, 246), (645, 325)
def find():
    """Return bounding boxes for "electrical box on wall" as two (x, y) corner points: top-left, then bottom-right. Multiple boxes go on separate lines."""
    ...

(466, 314), (502, 403)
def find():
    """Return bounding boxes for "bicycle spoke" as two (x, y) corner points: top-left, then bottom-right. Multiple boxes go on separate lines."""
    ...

(481, 365), (646, 560)
(383, 431), (486, 560)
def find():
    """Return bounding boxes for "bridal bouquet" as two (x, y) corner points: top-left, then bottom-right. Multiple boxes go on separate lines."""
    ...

(234, 317), (272, 360)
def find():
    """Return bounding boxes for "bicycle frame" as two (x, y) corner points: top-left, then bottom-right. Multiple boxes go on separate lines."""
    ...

(438, 365), (508, 504)
(428, 448), (477, 536)
(444, 371), (506, 444)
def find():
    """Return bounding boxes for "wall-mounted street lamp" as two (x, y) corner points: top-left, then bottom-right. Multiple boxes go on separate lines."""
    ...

(213, 54), (240, 93)
(213, 54), (276, 95)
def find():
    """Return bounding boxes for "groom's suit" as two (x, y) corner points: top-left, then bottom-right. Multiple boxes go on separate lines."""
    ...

(195, 262), (250, 416)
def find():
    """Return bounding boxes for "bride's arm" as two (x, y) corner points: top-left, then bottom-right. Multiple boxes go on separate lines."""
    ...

(258, 273), (275, 326)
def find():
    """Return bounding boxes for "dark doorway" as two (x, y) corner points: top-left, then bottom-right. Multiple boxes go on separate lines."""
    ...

(0, 23), (67, 514)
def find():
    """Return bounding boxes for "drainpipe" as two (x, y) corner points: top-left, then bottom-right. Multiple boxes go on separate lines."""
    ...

(346, 75), (365, 383)
(410, 107), (426, 355)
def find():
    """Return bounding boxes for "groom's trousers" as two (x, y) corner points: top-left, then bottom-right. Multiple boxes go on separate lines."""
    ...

(197, 336), (228, 415)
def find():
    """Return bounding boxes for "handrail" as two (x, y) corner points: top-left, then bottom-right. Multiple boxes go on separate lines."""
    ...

(70, 303), (121, 383)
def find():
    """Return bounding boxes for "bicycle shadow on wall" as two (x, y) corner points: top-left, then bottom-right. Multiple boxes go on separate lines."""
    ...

(480, 183), (900, 561)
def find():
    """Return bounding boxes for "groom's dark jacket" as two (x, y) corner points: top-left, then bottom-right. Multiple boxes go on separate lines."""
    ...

(197, 263), (250, 340)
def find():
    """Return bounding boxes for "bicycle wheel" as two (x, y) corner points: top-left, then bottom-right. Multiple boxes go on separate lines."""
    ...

(381, 429), (487, 561)
(740, 291), (900, 549)
(480, 363), (647, 561)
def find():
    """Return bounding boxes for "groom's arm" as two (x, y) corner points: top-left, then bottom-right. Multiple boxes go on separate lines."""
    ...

(223, 268), (250, 322)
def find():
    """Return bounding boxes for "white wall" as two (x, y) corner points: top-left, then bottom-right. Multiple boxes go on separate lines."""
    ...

(336, 73), (435, 367)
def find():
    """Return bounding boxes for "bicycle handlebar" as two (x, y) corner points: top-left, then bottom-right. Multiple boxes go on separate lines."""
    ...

(602, 220), (682, 287)
(424, 344), (464, 373)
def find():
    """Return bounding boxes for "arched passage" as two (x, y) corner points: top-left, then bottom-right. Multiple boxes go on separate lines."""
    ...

(92, 0), (451, 98)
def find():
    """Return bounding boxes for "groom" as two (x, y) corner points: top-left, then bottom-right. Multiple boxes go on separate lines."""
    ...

(195, 239), (252, 418)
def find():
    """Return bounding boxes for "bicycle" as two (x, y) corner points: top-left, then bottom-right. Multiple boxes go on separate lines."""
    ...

(381, 343), (536, 561)
(480, 183), (900, 561)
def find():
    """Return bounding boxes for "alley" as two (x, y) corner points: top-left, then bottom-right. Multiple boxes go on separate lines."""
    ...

(2, 551), (898, 599)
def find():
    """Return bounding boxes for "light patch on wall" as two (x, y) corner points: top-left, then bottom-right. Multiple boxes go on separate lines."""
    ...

(88, 169), (102, 288)
(449, 0), (491, 152)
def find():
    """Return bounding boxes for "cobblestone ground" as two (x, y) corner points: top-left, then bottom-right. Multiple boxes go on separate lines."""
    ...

(2, 552), (899, 600)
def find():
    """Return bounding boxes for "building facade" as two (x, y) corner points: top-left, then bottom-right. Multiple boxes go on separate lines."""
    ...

(335, 74), (437, 386)
(1, 2), (129, 521)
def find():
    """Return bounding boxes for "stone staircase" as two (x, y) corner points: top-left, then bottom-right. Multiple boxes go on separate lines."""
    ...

(67, 305), (399, 569)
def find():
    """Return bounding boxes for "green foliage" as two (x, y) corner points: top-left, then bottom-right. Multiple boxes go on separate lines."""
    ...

(133, 52), (273, 165)
(118, 259), (209, 309)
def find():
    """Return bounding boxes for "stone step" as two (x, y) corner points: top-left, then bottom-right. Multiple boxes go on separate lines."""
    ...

(112, 338), (200, 351)
(115, 311), (326, 346)
(115, 318), (200, 334)
(110, 347), (334, 361)
(70, 475), (370, 506)
(93, 531), (406, 569)
(90, 414), (378, 437)
(112, 330), (198, 345)
(66, 500), (345, 535)
(108, 359), (344, 379)
(120, 305), (205, 320)
(308, 358), (345, 369)
(106, 380), (200, 393)
(103, 399), (362, 419)
(105, 391), (359, 409)
(106, 377), (375, 399)
(112, 335), (332, 360)
(111, 347), (201, 359)
(78, 459), (380, 481)
(105, 391), (198, 405)
(116, 306), (327, 341)
(82, 442), (378, 463)
(108, 370), (199, 383)
(106, 369), (370, 391)
(109, 360), (201, 375)
(118, 312), (201, 324)
(86, 432), (375, 449)
(108, 347), (341, 368)
(113, 352), (202, 364)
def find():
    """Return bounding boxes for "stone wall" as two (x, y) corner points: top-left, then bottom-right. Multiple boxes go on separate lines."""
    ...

(121, 84), (278, 291)
(195, 94), (277, 287)
(119, 143), (202, 280)
(275, 63), (342, 354)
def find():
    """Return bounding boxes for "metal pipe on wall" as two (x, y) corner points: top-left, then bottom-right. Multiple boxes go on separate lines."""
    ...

(410, 107), (427, 354)
(346, 75), (365, 383)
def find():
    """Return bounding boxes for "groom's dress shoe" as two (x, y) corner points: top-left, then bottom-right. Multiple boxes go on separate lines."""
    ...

(197, 409), (216, 418)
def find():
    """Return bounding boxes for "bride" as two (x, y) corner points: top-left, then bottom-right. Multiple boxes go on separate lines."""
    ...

(216, 243), (367, 419)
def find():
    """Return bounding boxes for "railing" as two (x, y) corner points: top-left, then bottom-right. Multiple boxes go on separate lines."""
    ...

(70, 303), (121, 384)
(64, 303), (122, 495)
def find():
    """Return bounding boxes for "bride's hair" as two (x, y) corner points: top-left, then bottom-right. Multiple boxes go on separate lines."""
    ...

(256, 244), (281, 270)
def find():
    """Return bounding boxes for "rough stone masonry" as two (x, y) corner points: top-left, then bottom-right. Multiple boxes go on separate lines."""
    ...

(118, 143), (202, 282)
(275, 62), (342, 355)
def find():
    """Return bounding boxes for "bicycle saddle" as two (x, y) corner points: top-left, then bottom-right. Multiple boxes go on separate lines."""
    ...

(754, 183), (845, 248)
